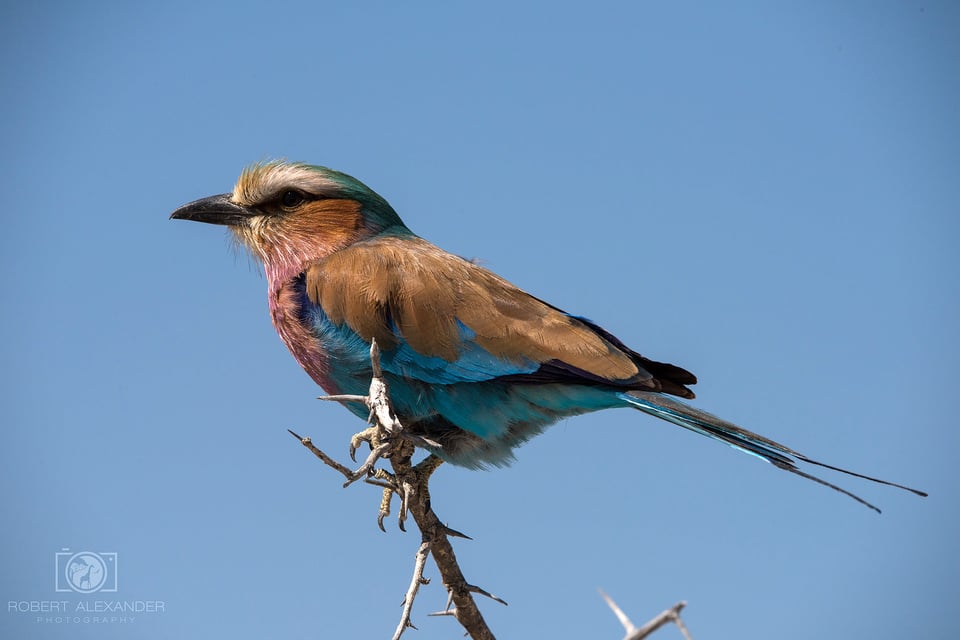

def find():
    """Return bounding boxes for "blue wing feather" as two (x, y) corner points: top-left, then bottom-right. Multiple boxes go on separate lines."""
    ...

(300, 293), (539, 384)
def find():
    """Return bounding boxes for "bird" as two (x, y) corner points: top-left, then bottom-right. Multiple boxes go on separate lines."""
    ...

(171, 160), (926, 512)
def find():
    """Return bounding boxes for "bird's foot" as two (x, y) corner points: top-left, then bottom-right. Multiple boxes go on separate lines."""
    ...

(350, 424), (385, 462)
(367, 468), (401, 532)
(370, 453), (448, 533)
(294, 341), (455, 535)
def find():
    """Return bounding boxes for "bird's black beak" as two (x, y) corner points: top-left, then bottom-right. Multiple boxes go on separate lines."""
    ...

(170, 193), (255, 227)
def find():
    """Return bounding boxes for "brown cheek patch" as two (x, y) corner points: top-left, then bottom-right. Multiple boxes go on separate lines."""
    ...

(288, 199), (365, 251)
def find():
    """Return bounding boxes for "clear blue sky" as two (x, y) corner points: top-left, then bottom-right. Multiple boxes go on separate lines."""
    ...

(2, 2), (957, 638)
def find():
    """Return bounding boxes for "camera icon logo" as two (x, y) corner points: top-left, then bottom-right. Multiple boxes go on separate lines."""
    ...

(55, 549), (118, 593)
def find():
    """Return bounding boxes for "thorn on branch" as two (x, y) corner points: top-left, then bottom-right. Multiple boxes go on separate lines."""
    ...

(441, 524), (473, 540)
(466, 583), (508, 606)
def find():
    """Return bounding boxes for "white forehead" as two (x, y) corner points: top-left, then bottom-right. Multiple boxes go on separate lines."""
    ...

(232, 162), (342, 206)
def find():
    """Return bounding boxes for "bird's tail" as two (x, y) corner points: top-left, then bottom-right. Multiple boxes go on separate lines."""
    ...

(622, 390), (927, 513)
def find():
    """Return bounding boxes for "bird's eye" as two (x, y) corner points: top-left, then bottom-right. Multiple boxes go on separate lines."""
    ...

(280, 190), (305, 208)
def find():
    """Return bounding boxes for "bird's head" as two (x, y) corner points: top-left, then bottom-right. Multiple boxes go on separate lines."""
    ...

(170, 161), (407, 277)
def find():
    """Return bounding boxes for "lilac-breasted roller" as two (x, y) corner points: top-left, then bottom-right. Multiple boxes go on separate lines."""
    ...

(171, 161), (925, 511)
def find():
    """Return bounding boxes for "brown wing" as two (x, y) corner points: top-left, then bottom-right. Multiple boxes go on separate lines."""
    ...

(305, 235), (695, 397)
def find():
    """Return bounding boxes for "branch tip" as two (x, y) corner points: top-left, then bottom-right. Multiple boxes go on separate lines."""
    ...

(600, 590), (692, 640)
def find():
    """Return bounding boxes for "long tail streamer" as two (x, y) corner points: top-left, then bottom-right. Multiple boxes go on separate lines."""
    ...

(624, 391), (927, 513)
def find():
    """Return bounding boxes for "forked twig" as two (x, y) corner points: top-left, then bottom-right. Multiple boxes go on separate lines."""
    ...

(600, 590), (692, 640)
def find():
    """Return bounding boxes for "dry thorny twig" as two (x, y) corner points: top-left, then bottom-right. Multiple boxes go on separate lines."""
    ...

(288, 339), (691, 639)
(287, 339), (505, 640)
(600, 590), (693, 640)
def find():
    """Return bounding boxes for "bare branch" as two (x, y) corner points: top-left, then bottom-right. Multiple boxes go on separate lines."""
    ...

(600, 589), (636, 635)
(286, 429), (356, 478)
(392, 541), (431, 640)
(600, 590), (692, 640)
(387, 445), (502, 639)
(291, 339), (504, 639)
(286, 428), (391, 488)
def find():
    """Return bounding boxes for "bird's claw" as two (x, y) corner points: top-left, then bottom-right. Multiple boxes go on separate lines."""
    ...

(374, 478), (409, 532)
(349, 424), (383, 462)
